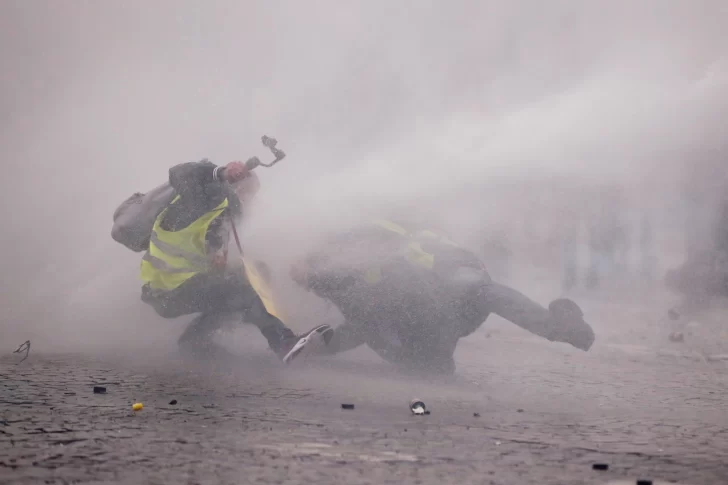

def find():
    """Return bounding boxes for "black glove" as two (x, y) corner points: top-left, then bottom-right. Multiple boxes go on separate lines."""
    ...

(548, 298), (595, 351)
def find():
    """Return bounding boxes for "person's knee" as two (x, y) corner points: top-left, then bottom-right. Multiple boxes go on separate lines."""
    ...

(141, 288), (186, 319)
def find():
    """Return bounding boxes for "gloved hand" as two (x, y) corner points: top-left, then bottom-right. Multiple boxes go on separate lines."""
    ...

(222, 161), (250, 184)
(548, 298), (595, 351)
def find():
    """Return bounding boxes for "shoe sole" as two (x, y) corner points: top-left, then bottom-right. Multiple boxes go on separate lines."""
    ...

(282, 325), (333, 364)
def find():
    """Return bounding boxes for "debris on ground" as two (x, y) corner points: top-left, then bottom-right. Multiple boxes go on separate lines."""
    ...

(13, 340), (31, 364)
(636, 480), (653, 485)
(341, 403), (355, 410)
(592, 463), (609, 470)
(93, 386), (107, 394)
(132, 403), (144, 411)
(169, 399), (178, 405)
(410, 399), (427, 415)
(473, 412), (480, 417)
(668, 331), (685, 343)
(706, 353), (728, 362)
(517, 408), (524, 413)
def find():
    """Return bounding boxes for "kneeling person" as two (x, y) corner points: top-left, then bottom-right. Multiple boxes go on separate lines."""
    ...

(290, 219), (595, 374)
(139, 158), (331, 363)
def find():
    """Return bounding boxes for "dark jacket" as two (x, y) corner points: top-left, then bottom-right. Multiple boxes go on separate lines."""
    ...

(160, 160), (241, 255)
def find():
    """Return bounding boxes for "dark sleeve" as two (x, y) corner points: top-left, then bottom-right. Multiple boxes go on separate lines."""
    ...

(205, 215), (227, 254)
(168, 159), (227, 208)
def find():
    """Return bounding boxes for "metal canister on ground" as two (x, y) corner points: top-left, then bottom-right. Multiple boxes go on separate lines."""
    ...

(410, 399), (427, 415)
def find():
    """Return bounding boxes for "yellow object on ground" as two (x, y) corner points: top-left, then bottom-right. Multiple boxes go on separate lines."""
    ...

(132, 403), (143, 411)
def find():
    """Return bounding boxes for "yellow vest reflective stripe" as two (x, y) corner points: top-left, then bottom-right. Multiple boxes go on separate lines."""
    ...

(371, 219), (409, 236)
(140, 196), (228, 290)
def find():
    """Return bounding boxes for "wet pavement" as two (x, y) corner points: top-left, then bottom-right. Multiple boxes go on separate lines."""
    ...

(1, 315), (728, 485)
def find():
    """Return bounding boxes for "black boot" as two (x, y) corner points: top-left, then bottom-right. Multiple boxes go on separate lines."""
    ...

(549, 298), (595, 351)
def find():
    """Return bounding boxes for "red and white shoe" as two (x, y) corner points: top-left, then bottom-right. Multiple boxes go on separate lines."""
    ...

(278, 324), (334, 364)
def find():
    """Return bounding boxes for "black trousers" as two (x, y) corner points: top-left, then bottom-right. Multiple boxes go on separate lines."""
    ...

(141, 270), (295, 353)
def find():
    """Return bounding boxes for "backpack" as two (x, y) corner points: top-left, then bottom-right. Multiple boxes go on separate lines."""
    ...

(111, 182), (177, 252)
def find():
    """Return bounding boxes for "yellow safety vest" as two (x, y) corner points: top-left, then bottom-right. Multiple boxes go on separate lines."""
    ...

(364, 219), (459, 282)
(140, 196), (228, 290)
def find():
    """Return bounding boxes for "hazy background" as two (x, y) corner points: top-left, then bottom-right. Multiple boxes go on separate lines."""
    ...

(1, 0), (727, 353)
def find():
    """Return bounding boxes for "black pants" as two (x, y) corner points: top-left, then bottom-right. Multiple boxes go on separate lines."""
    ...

(141, 270), (295, 353)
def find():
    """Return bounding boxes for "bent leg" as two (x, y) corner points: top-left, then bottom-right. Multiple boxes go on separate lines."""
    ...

(144, 272), (297, 355)
(322, 321), (368, 355)
(480, 282), (595, 350)
(239, 294), (297, 354)
(201, 270), (296, 354)
(177, 311), (232, 358)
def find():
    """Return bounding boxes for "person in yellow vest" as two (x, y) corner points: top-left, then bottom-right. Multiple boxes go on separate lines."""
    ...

(140, 159), (332, 363)
(290, 218), (595, 374)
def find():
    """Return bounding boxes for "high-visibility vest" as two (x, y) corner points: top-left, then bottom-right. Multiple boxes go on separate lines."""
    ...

(140, 196), (228, 290)
(364, 219), (460, 282)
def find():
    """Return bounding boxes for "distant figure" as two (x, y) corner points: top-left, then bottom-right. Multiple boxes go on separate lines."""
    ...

(639, 214), (654, 285)
(482, 229), (511, 282)
(585, 185), (624, 289)
(561, 218), (580, 291)
(665, 192), (728, 318)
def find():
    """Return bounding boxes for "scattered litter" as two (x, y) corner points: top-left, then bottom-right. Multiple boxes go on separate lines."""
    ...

(410, 399), (427, 415)
(636, 480), (653, 485)
(341, 403), (355, 410)
(473, 413), (480, 417)
(169, 400), (178, 405)
(12, 340), (30, 365)
(517, 408), (524, 413)
(592, 463), (609, 470)
(495, 441), (501, 446)
(668, 331), (685, 343)
(93, 386), (107, 394)
(132, 403), (143, 411)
